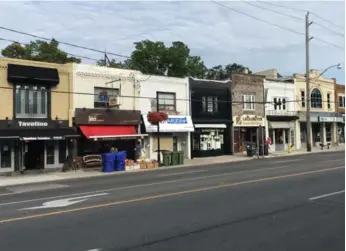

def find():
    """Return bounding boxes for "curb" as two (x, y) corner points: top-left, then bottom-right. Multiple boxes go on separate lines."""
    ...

(0, 148), (344, 188)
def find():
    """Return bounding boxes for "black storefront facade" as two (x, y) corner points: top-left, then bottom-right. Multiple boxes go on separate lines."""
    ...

(74, 108), (145, 160)
(0, 63), (78, 173)
(189, 78), (233, 158)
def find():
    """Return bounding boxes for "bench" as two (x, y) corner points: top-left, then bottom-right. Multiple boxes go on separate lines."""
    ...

(82, 155), (102, 167)
(319, 143), (331, 150)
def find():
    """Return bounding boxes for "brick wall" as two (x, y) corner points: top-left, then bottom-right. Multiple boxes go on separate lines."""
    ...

(335, 83), (345, 114)
(230, 73), (265, 117)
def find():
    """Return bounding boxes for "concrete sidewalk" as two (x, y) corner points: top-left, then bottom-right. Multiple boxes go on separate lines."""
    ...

(0, 146), (344, 188)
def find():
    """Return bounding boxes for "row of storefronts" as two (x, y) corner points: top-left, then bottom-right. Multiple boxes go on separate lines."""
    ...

(0, 59), (344, 173)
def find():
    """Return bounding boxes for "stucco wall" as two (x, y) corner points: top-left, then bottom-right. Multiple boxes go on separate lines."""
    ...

(264, 80), (297, 112)
(295, 71), (336, 113)
(0, 58), (73, 123)
(137, 75), (189, 115)
(72, 64), (141, 113)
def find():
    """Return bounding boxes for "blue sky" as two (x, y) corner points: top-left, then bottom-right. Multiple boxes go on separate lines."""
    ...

(0, 1), (344, 83)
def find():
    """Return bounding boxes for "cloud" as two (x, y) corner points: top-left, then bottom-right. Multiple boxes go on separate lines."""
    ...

(0, 1), (344, 82)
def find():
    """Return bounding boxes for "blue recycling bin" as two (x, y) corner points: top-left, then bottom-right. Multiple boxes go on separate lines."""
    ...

(102, 152), (115, 172)
(114, 151), (127, 171)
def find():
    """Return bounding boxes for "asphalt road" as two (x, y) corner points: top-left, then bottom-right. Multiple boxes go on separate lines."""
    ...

(0, 151), (344, 251)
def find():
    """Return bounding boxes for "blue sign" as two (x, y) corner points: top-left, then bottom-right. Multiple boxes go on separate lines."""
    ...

(166, 117), (188, 124)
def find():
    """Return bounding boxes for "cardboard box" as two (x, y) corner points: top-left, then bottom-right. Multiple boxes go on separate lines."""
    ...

(153, 162), (159, 168)
(146, 163), (154, 169)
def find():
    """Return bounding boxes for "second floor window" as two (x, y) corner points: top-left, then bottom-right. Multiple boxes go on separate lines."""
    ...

(157, 92), (176, 111)
(273, 97), (287, 110)
(243, 95), (255, 110)
(94, 87), (119, 108)
(202, 96), (219, 113)
(15, 85), (47, 118)
(301, 90), (305, 108)
(327, 93), (331, 109)
(311, 88), (322, 108)
(339, 96), (345, 108)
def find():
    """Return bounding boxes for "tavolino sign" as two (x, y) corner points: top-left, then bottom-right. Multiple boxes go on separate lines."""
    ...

(18, 121), (48, 127)
(143, 115), (194, 133)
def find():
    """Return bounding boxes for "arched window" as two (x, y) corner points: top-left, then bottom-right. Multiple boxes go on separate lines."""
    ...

(311, 88), (322, 108)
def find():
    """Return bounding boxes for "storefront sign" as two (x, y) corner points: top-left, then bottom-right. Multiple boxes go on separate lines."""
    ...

(18, 121), (48, 127)
(319, 116), (344, 122)
(143, 115), (194, 133)
(22, 136), (64, 141)
(233, 115), (264, 127)
(75, 108), (141, 125)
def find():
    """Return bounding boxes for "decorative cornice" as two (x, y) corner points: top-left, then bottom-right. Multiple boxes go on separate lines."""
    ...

(76, 71), (135, 80)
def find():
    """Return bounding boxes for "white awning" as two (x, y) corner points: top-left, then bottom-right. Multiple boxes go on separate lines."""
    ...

(194, 124), (227, 129)
(268, 121), (294, 129)
(142, 115), (194, 133)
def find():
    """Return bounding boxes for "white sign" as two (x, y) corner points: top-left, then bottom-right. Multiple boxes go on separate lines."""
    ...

(319, 116), (344, 122)
(233, 115), (265, 127)
(20, 193), (108, 210)
(143, 115), (194, 132)
(18, 121), (48, 127)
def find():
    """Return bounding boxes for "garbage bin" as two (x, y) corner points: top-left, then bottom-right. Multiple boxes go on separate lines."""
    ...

(115, 151), (127, 171)
(162, 151), (171, 166)
(246, 143), (256, 157)
(171, 151), (179, 165)
(102, 152), (115, 172)
(177, 151), (184, 165)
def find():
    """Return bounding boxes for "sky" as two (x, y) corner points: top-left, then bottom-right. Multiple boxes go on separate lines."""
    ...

(0, 1), (344, 83)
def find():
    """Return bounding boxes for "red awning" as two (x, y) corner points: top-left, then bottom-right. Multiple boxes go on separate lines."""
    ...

(80, 125), (137, 139)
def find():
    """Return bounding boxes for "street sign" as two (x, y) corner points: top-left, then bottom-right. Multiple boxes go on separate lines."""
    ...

(20, 193), (108, 210)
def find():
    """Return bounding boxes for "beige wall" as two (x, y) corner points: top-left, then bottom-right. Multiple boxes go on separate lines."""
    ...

(0, 58), (73, 124)
(295, 70), (336, 113)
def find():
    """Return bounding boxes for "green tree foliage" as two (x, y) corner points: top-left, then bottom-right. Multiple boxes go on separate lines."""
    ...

(205, 63), (252, 80)
(1, 39), (81, 64)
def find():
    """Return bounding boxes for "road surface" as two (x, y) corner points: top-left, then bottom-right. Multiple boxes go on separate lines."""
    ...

(0, 151), (344, 251)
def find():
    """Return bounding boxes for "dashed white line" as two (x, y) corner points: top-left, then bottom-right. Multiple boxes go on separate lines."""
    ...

(158, 170), (208, 177)
(309, 190), (345, 201)
(271, 159), (302, 164)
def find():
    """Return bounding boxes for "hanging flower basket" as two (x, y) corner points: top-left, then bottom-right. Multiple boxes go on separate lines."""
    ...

(147, 112), (168, 125)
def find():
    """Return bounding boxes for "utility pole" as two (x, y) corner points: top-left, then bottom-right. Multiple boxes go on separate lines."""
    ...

(305, 12), (313, 152)
(156, 95), (161, 164)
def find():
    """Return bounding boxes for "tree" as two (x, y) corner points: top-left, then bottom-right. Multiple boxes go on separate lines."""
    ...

(205, 63), (252, 80)
(105, 40), (207, 78)
(97, 58), (131, 69)
(1, 39), (81, 64)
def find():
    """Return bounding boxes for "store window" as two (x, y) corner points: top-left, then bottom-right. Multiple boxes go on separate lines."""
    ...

(94, 87), (119, 108)
(15, 85), (47, 118)
(59, 141), (67, 164)
(199, 128), (224, 151)
(157, 92), (176, 111)
(311, 88), (322, 108)
(0, 142), (12, 168)
(326, 124), (332, 142)
(46, 141), (55, 165)
(243, 95), (255, 110)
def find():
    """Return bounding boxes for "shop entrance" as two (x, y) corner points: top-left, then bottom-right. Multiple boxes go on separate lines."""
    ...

(25, 141), (45, 170)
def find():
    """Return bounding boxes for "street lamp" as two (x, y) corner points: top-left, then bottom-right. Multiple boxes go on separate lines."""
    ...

(306, 63), (342, 152)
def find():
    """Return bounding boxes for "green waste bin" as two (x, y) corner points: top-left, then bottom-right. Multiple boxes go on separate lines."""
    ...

(162, 151), (171, 166)
(171, 151), (179, 165)
(178, 151), (184, 165)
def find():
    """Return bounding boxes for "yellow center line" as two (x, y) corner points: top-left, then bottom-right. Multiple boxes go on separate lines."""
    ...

(0, 166), (343, 224)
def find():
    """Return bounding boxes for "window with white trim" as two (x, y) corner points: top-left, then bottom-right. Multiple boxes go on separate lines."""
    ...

(301, 90), (305, 108)
(327, 93), (331, 109)
(273, 97), (287, 110)
(15, 85), (48, 118)
(202, 96), (218, 113)
(94, 87), (119, 108)
(243, 95), (255, 110)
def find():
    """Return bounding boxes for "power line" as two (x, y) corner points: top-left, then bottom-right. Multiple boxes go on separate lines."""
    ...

(313, 37), (345, 50)
(0, 37), (100, 62)
(313, 22), (344, 38)
(210, 0), (304, 36)
(0, 26), (130, 59)
(240, 0), (303, 21)
(256, 0), (344, 29)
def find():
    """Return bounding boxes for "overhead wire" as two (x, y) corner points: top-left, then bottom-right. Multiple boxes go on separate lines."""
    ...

(313, 37), (345, 50)
(209, 0), (304, 36)
(0, 37), (100, 62)
(0, 26), (130, 59)
(313, 22), (345, 38)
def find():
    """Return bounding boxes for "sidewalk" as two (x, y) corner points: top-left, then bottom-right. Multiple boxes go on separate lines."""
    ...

(0, 146), (344, 188)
